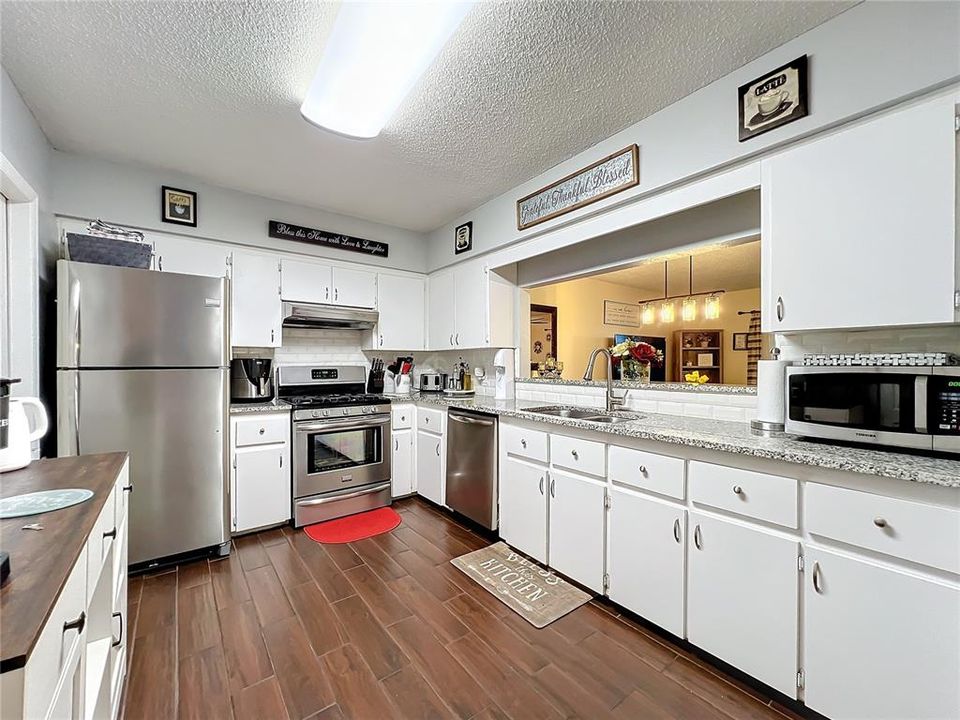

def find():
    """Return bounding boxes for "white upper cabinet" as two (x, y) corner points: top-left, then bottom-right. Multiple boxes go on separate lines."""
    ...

(232, 250), (282, 347)
(377, 274), (425, 350)
(154, 236), (231, 277)
(428, 270), (457, 349)
(762, 93), (959, 333)
(454, 262), (486, 348)
(332, 267), (377, 308)
(281, 258), (332, 304)
(428, 261), (515, 350)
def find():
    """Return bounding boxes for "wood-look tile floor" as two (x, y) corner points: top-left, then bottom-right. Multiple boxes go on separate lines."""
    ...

(122, 497), (803, 720)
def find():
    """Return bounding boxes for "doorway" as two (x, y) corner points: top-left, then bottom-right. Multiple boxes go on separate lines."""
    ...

(530, 304), (557, 373)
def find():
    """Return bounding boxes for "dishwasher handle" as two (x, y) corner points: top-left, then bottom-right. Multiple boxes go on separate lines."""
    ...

(448, 412), (496, 427)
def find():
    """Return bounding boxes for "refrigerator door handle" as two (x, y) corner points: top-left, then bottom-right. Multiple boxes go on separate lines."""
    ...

(74, 372), (81, 454)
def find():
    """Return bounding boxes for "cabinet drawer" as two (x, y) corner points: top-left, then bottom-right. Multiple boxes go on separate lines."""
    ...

(23, 551), (88, 719)
(417, 407), (445, 433)
(550, 434), (605, 477)
(235, 414), (289, 447)
(502, 424), (548, 463)
(608, 445), (685, 499)
(689, 461), (798, 528)
(392, 405), (413, 430)
(806, 483), (960, 574)
(87, 485), (117, 602)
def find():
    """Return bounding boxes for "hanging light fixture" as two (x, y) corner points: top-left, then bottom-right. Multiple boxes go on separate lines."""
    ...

(641, 303), (656, 325)
(658, 262), (675, 322)
(638, 255), (725, 324)
(704, 293), (721, 320)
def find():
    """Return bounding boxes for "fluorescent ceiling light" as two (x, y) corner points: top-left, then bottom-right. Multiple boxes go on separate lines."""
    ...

(301, 1), (474, 139)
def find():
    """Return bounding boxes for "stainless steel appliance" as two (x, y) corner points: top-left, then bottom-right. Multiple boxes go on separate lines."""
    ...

(231, 358), (274, 402)
(278, 365), (392, 526)
(56, 260), (230, 567)
(419, 372), (447, 392)
(785, 366), (960, 453)
(282, 302), (378, 330)
(446, 408), (498, 530)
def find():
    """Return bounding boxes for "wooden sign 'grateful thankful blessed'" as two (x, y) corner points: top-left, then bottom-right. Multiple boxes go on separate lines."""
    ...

(516, 144), (639, 230)
(268, 221), (389, 258)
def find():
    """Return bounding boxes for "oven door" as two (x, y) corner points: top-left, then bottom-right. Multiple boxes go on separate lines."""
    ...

(294, 414), (391, 498)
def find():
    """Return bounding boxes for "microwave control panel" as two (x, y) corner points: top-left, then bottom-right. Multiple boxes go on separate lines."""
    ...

(934, 378), (960, 433)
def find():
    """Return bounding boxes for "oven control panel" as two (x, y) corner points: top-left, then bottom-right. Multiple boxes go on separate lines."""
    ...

(934, 378), (960, 433)
(311, 368), (338, 380)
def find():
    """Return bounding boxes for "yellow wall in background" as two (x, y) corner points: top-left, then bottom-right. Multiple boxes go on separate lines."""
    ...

(529, 278), (764, 384)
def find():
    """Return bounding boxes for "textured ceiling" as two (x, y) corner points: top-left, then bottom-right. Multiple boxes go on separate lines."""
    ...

(600, 240), (761, 297)
(0, 1), (853, 232)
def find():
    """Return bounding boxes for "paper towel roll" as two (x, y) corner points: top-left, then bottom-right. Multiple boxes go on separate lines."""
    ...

(756, 360), (790, 426)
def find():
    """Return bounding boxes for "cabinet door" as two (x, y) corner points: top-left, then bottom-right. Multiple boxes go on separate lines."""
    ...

(281, 258), (332, 304)
(804, 546), (960, 720)
(154, 236), (230, 277)
(391, 429), (413, 497)
(234, 445), (289, 532)
(454, 262), (486, 348)
(608, 487), (685, 637)
(548, 468), (605, 592)
(416, 430), (444, 506)
(687, 512), (799, 697)
(333, 267), (376, 308)
(377, 274), (425, 350)
(499, 456), (548, 564)
(762, 94), (958, 332)
(428, 271), (456, 350)
(232, 251), (281, 347)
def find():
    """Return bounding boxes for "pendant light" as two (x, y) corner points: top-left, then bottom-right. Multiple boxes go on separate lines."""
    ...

(641, 303), (656, 325)
(704, 293), (721, 320)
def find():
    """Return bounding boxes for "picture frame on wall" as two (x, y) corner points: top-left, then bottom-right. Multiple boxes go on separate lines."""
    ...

(161, 186), (197, 227)
(454, 221), (473, 254)
(738, 55), (808, 142)
(733, 332), (750, 351)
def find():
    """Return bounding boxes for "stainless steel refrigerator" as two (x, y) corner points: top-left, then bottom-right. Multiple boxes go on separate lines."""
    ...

(56, 260), (230, 567)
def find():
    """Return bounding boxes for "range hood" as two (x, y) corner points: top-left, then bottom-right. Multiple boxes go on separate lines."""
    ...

(281, 301), (379, 330)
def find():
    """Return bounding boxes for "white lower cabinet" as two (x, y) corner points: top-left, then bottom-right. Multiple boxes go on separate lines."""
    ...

(391, 427), (414, 497)
(230, 412), (290, 533)
(804, 546), (960, 720)
(416, 425), (445, 506)
(547, 468), (605, 593)
(687, 511), (799, 697)
(608, 486), (685, 637)
(499, 456), (549, 564)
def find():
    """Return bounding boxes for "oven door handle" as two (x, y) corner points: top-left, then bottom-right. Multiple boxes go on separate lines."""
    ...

(298, 482), (391, 506)
(295, 416), (391, 433)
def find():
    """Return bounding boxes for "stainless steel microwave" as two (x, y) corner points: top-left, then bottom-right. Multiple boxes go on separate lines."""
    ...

(785, 366), (960, 454)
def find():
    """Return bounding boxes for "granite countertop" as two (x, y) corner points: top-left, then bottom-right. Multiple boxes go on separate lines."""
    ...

(400, 392), (960, 488)
(1, 453), (128, 672)
(518, 377), (757, 395)
(230, 399), (291, 414)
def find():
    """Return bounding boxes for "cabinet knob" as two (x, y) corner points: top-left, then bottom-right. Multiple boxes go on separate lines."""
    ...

(259, 427), (265, 435)
(571, 450), (579, 459)
(873, 517), (888, 528)
(401, 415), (406, 421)
(521, 439), (527, 448)
(638, 465), (647, 475)
(733, 485), (743, 496)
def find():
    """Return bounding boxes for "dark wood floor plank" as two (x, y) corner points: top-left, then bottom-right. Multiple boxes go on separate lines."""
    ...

(286, 529), (357, 603)
(211, 554), (252, 609)
(235, 533), (271, 571)
(550, 605), (599, 644)
(264, 537), (312, 589)
(135, 569), (177, 638)
(262, 616), (335, 720)
(446, 593), (548, 674)
(258, 527), (289, 546)
(128, 573), (144, 603)
(586, 607), (678, 671)
(368, 527), (409, 556)
(447, 634), (563, 720)
(611, 691), (676, 720)
(393, 525), (451, 565)
(246, 564), (295, 625)
(380, 665), (455, 720)
(305, 705), (344, 720)
(393, 548), (461, 601)
(321, 644), (400, 720)
(332, 595), (409, 680)
(387, 575), (469, 643)
(387, 616), (492, 720)
(663, 656), (786, 720)
(179, 645), (234, 720)
(287, 581), (345, 656)
(233, 677), (290, 720)
(124, 624), (177, 720)
(437, 563), (513, 619)
(323, 541), (364, 571)
(470, 706), (512, 720)
(531, 664), (615, 720)
(344, 563), (412, 625)
(350, 537), (408, 581)
(219, 600), (274, 693)
(399, 511), (475, 558)
(178, 557), (211, 589)
(578, 630), (679, 703)
(178, 582), (222, 658)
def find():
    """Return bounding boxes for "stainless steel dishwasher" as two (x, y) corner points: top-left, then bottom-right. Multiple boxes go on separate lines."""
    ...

(445, 408), (498, 530)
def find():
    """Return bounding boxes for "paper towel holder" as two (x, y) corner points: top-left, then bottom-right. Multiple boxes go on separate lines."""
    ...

(750, 347), (786, 437)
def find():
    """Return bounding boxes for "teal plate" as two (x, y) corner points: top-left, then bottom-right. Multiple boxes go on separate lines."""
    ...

(0, 489), (95, 519)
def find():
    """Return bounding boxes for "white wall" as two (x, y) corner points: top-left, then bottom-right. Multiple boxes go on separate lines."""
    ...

(427, 1), (960, 271)
(52, 151), (429, 273)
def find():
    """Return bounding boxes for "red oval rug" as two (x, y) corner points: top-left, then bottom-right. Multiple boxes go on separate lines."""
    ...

(303, 507), (402, 544)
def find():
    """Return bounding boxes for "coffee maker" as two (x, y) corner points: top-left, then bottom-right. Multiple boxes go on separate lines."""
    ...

(230, 358), (275, 402)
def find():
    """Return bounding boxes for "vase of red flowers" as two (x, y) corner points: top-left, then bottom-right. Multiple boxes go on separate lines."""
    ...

(610, 340), (664, 382)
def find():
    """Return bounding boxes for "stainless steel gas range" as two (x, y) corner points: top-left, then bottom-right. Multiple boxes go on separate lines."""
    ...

(277, 365), (392, 526)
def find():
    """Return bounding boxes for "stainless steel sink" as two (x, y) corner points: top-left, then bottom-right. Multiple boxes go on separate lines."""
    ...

(525, 406), (642, 424)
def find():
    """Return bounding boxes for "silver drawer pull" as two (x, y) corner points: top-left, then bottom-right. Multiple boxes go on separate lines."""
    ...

(812, 561), (824, 594)
(733, 485), (743, 496)
(673, 518), (681, 543)
(539, 476), (544, 495)
(873, 517), (888, 528)
(549, 477), (556, 498)
(693, 524), (702, 550)
(259, 428), (265, 435)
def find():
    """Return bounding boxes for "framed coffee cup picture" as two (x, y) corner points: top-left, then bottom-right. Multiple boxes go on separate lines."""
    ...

(161, 186), (197, 227)
(738, 55), (808, 142)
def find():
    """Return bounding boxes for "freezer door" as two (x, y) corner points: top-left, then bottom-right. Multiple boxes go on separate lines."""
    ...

(57, 259), (228, 369)
(58, 368), (229, 565)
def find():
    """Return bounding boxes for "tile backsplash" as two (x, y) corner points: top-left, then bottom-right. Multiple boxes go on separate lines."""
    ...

(776, 326), (960, 360)
(234, 328), (370, 366)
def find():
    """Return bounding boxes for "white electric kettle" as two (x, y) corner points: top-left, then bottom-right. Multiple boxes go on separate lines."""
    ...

(0, 397), (48, 473)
